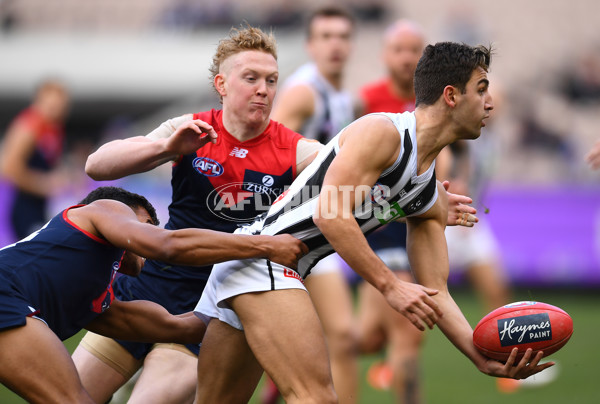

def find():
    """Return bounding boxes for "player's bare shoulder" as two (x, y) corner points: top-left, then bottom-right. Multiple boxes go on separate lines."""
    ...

(296, 138), (324, 174)
(63, 200), (124, 239)
(340, 113), (399, 144)
(75, 199), (138, 228)
(272, 83), (315, 126)
(146, 113), (194, 141)
(339, 114), (402, 168)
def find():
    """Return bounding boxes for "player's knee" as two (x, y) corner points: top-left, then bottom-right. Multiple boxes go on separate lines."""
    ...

(358, 329), (386, 354)
(130, 346), (197, 403)
(327, 325), (358, 359)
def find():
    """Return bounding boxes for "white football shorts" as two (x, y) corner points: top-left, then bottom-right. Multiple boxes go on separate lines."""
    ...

(445, 220), (500, 272)
(194, 257), (307, 331)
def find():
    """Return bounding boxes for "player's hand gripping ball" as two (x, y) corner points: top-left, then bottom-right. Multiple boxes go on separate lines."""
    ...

(473, 301), (573, 362)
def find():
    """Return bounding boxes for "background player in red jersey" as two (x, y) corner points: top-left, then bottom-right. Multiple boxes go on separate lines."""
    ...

(0, 79), (71, 240)
(0, 186), (305, 404)
(72, 26), (322, 404)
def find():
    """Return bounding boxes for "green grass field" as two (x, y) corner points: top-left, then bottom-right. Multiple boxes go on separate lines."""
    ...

(1, 287), (596, 403)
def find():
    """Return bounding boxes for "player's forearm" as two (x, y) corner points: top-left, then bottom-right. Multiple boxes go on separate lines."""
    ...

(434, 292), (489, 370)
(156, 230), (277, 266)
(85, 137), (176, 180)
(2, 167), (56, 197)
(315, 215), (396, 293)
(406, 215), (488, 369)
(86, 300), (206, 344)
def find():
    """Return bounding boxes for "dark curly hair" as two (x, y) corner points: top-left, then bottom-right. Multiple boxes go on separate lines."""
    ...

(415, 42), (492, 107)
(79, 186), (159, 226)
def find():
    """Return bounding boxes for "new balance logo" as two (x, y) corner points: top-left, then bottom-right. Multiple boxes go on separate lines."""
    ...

(229, 147), (248, 158)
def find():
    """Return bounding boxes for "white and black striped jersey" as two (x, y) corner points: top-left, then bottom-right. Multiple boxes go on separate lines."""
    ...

(281, 63), (354, 144)
(258, 111), (438, 278)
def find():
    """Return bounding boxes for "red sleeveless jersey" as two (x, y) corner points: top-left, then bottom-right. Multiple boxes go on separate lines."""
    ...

(360, 79), (415, 115)
(167, 109), (303, 234)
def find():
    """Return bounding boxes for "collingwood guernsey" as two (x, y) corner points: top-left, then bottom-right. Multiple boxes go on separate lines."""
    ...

(195, 111), (439, 329)
(259, 111), (438, 278)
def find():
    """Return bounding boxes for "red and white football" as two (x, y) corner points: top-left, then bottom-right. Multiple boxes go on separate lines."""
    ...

(473, 301), (573, 362)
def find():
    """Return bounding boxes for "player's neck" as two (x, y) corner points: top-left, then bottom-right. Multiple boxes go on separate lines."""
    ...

(414, 107), (454, 175)
(319, 68), (344, 90)
(222, 111), (269, 142)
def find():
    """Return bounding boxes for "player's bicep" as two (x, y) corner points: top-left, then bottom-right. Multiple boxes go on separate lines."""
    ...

(88, 201), (168, 259)
(321, 116), (400, 205)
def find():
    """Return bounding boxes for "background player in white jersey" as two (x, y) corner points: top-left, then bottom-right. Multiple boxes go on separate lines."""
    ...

(269, 7), (358, 402)
(193, 42), (553, 403)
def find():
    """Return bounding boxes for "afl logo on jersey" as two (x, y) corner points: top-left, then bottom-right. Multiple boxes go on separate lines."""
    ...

(193, 157), (224, 177)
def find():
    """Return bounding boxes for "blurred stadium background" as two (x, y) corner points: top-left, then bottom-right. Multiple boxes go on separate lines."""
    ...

(0, 0), (598, 403)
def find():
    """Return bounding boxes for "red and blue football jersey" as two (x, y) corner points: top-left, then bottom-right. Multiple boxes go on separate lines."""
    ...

(166, 109), (303, 234)
(0, 206), (123, 340)
(113, 109), (303, 351)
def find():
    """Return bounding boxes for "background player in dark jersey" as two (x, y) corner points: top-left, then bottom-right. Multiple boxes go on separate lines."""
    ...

(193, 42), (553, 403)
(0, 79), (70, 240)
(0, 186), (305, 404)
(72, 26), (322, 404)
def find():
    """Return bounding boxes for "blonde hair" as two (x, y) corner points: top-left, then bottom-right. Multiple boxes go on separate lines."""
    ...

(209, 25), (277, 98)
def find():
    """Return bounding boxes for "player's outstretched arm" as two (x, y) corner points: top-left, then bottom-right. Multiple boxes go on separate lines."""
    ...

(314, 115), (442, 330)
(407, 188), (483, 346)
(85, 115), (217, 180)
(82, 200), (307, 268)
(84, 299), (206, 344)
(407, 190), (553, 380)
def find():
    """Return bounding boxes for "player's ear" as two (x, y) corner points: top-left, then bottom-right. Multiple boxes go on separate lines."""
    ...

(214, 74), (227, 97)
(443, 85), (457, 108)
